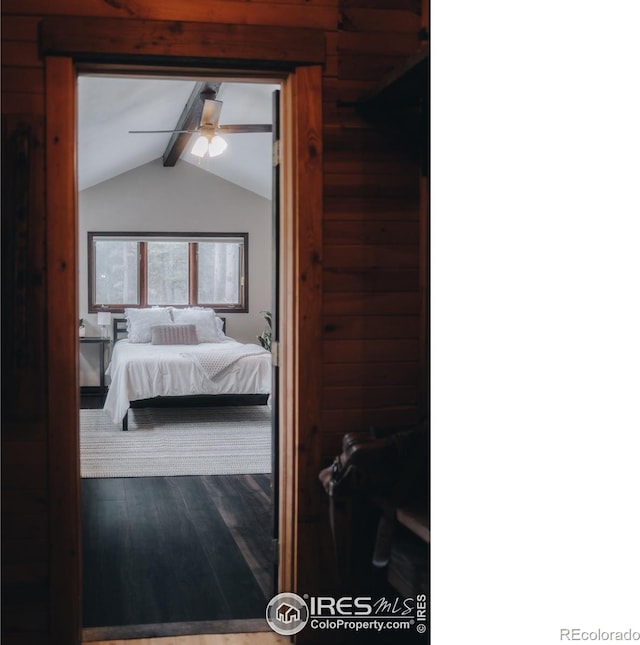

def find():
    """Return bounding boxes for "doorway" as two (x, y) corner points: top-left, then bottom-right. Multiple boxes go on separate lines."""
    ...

(77, 71), (281, 638)
(45, 44), (322, 642)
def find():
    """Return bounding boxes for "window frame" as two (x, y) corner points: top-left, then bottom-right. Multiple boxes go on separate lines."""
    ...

(88, 231), (249, 314)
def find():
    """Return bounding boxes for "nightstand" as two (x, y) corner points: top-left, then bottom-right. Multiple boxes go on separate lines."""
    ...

(79, 336), (110, 395)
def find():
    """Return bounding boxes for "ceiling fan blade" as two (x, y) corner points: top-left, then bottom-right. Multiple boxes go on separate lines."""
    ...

(217, 124), (273, 133)
(201, 99), (223, 128)
(128, 129), (199, 134)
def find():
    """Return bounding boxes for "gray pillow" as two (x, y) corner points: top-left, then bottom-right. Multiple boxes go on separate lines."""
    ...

(151, 323), (199, 345)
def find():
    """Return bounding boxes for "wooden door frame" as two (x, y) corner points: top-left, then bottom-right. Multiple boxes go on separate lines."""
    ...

(44, 22), (323, 644)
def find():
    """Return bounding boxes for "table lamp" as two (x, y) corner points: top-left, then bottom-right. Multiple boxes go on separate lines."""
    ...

(97, 311), (112, 339)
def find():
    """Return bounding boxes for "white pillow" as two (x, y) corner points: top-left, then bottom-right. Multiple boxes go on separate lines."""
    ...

(171, 308), (224, 342)
(125, 307), (172, 343)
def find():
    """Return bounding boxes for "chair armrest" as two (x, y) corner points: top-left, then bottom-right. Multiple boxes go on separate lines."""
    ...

(320, 425), (428, 502)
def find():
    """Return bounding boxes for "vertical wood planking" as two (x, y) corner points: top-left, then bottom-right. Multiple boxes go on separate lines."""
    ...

(45, 56), (81, 645)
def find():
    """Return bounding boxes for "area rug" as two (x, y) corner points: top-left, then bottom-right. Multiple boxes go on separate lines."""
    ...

(80, 406), (272, 478)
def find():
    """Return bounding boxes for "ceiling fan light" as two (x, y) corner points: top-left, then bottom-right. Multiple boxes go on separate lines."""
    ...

(208, 135), (228, 157)
(191, 135), (209, 158)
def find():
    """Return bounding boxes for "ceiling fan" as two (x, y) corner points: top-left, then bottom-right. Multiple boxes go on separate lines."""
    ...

(128, 86), (272, 159)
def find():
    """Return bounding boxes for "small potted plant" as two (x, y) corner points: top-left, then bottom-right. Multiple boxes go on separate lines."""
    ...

(257, 311), (272, 352)
(79, 318), (86, 337)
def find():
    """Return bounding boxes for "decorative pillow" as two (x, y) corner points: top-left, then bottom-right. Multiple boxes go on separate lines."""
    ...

(125, 307), (172, 343)
(151, 324), (198, 345)
(171, 307), (224, 342)
(215, 316), (226, 337)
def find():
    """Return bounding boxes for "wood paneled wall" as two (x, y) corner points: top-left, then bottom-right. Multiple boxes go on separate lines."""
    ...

(1, 1), (426, 642)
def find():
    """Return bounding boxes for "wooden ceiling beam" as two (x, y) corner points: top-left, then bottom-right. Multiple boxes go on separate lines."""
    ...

(162, 81), (220, 167)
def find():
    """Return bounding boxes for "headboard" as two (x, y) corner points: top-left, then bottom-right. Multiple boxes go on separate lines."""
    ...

(112, 315), (226, 342)
(113, 317), (128, 342)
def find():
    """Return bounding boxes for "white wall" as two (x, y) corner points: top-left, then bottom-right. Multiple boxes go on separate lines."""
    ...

(79, 159), (272, 385)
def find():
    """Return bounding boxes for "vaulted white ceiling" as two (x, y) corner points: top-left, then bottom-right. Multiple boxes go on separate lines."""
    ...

(77, 76), (279, 198)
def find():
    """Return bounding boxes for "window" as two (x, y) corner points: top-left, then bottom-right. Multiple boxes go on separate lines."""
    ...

(89, 232), (248, 313)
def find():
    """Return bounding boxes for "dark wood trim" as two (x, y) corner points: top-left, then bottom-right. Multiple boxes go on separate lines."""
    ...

(87, 231), (95, 313)
(188, 241), (198, 305)
(86, 232), (142, 312)
(139, 241), (148, 307)
(89, 231), (250, 238)
(40, 17), (325, 65)
(87, 232), (249, 313)
(74, 62), (286, 82)
(45, 55), (82, 645)
(241, 232), (249, 312)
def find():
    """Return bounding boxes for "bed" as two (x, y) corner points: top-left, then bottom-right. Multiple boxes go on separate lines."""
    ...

(103, 311), (272, 430)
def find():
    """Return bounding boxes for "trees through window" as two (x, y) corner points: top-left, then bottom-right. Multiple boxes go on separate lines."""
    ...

(89, 232), (248, 313)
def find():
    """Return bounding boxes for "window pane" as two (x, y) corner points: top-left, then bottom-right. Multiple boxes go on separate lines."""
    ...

(197, 241), (241, 305)
(147, 242), (189, 305)
(94, 240), (139, 305)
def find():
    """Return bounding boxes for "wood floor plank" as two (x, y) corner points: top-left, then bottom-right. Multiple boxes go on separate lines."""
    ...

(169, 477), (268, 619)
(82, 476), (125, 501)
(201, 476), (273, 597)
(82, 475), (273, 628)
(81, 500), (107, 627)
(152, 478), (232, 622)
(123, 477), (191, 625)
(84, 497), (131, 627)
(250, 474), (272, 499)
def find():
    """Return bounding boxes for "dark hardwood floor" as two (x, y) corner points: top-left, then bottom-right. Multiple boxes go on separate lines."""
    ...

(82, 474), (273, 628)
(81, 390), (273, 628)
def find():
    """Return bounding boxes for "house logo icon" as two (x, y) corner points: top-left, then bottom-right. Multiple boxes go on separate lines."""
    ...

(276, 602), (300, 624)
(266, 592), (309, 635)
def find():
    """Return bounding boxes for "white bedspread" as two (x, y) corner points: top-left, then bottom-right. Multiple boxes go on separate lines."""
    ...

(103, 339), (271, 424)
(181, 343), (268, 380)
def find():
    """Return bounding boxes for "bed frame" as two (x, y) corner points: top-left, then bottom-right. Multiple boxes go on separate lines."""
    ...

(111, 317), (268, 431)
